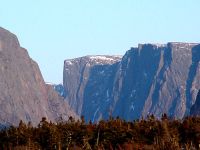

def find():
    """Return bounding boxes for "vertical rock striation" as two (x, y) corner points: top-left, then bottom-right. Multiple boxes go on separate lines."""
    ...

(63, 56), (121, 121)
(190, 90), (200, 116)
(63, 43), (200, 122)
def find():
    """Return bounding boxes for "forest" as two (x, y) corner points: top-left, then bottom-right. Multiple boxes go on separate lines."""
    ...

(0, 114), (200, 150)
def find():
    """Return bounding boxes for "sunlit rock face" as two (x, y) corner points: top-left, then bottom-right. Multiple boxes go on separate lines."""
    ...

(64, 43), (200, 122)
(0, 27), (78, 126)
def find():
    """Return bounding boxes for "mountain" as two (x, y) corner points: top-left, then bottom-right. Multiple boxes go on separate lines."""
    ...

(63, 43), (200, 122)
(0, 27), (78, 126)
(190, 90), (200, 116)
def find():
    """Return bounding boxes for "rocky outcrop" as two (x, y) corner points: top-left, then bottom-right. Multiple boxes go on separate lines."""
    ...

(0, 27), (78, 126)
(63, 43), (200, 122)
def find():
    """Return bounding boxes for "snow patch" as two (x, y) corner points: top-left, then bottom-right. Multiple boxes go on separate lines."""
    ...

(105, 90), (110, 102)
(88, 55), (122, 64)
(106, 90), (109, 98)
(65, 61), (73, 65)
(144, 72), (147, 78)
(46, 82), (54, 85)
(89, 56), (121, 61)
(92, 107), (100, 122)
(106, 99), (110, 102)
(100, 70), (105, 74)
(130, 103), (135, 111)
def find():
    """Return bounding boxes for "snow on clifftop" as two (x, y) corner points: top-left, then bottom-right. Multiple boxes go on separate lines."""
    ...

(64, 55), (122, 66)
(88, 55), (122, 63)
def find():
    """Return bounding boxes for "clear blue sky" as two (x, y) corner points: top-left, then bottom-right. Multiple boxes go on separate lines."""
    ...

(1, 0), (200, 83)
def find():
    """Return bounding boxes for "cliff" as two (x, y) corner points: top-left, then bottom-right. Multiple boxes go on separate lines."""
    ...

(0, 27), (78, 126)
(63, 43), (200, 122)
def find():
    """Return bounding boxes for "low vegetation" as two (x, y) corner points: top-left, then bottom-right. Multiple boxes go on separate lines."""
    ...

(0, 114), (200, 150)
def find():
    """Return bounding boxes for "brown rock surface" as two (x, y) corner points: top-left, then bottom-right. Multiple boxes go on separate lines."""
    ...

(0, 27), (78, 126)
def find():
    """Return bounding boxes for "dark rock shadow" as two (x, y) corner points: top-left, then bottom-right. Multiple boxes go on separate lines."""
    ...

(186, 44), (200, 115)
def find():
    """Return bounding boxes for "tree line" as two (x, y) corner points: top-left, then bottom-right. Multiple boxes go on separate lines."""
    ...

(0, 114), (200, 150)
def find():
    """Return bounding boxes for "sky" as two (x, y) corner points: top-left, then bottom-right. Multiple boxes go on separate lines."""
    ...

(0, 0), (200, 83)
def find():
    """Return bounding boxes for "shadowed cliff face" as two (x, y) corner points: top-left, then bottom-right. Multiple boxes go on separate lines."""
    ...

(190, 90), (200, 116)
(112, 44), (165, 119)
(114, 43), (200, 120)
(63, 56), (122, 121)
(186, 45), (200, 116)
(0, 27), (78, 126)
(190, 45), (200, 116)
(63, 42), (200, 122)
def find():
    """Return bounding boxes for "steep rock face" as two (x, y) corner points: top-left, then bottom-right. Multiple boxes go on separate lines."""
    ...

(190, 90), (200, 116)
(112, 43), (200, 120)
(63, 43), (200, 122)
(0, 27), (78, 126)
(63, 56), (121, 121)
